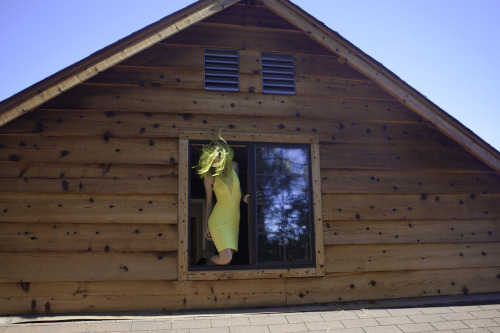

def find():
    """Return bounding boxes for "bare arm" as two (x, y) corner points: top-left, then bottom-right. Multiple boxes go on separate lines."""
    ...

(203, 175), (214, 241)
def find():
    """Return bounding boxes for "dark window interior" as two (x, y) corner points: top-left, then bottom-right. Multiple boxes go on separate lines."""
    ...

(189, 141), (313, 270)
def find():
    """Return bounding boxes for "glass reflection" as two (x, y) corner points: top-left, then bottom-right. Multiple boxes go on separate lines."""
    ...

(255, 147), (312, 264)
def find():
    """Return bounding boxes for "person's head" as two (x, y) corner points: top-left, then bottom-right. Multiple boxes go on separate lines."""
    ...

(195, 134), (234, 178)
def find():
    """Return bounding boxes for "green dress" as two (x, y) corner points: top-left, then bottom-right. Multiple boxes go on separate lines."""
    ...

(208, 168), (241, 252)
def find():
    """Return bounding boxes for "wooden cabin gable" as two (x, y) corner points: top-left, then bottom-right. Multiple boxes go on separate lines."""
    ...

(1, 0), (499, 315)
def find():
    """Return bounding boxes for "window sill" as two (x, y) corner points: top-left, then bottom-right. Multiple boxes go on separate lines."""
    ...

(188, 267), (320, 281)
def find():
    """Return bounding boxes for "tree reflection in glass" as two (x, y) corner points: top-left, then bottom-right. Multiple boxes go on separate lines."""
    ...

(255, 146), (312, 264)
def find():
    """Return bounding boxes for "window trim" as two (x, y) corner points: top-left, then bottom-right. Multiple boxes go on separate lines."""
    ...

(178, 131), (324, 281)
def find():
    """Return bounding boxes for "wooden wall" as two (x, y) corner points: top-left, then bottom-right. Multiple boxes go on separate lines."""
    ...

(1, 3), (499, 315)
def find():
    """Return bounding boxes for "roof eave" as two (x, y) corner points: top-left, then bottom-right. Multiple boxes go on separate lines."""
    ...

(0, 0), (239, 126)
(262, 0), (500, 174)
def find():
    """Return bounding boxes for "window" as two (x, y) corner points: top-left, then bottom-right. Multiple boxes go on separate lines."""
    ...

(204, 48), (239, 91)
(254, 145), (312, 265)
(261, 52), (296, 94)
(178, 132), (324, 281)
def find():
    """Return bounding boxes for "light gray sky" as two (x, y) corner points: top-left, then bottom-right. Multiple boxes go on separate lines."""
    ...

(1, 0), (498, 151)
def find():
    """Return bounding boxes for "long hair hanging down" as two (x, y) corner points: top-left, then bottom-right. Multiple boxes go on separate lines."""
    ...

(194, 133), (234, 178)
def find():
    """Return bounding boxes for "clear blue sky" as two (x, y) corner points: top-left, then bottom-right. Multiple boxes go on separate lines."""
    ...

(1, 0), (499, 152)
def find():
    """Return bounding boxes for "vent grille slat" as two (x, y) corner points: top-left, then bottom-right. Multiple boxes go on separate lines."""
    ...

(205, 48), (239, 91)
(261, 52), (296, 94)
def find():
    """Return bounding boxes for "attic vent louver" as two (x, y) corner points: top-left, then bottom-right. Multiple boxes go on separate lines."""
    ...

(204, 48), (239, 91)
(261, 52), (296, 94)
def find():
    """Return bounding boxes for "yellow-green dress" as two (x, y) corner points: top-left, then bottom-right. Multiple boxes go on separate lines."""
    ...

(208, 168), (241, 252)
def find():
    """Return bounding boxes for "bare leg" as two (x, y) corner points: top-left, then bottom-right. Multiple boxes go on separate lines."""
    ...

(208, 248), (233, 265)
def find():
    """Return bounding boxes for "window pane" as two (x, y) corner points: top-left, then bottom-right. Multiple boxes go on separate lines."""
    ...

(257, 231), (282, 262)
(255, 147), (312, 264)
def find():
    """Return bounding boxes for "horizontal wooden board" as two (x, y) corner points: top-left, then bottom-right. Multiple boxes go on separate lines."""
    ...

(321, 169), (500, 194)
(0, 193), (177, 224)
(322, 193), (500, 221)
(0, 135), (178, 165)
(88, 67), (203, 90)
(296, 75), (394, 99)
(3, 267), (496, 315)
(2, 111), (434, 145)
(181, 130), (317, 143)
(0, 162), (177, 194)
(188, 267), (317, 281)
(0, 278), (287, 315)
(84, 67), (389, 99)
(0, 251), (177, 282)
(0, 176), (176, 195)
(0, 223), (177, 252)
(119, 44), (203, 69)
(120, 46), (368, 81)
(1, 109), (187, 137)
(320, 143), (490, 171)
(294, 53), (368, 81)
(41, 85), (422, 123)
(286, 267), (500, 305)
(324, 243), (500, 273)
(0, 161), (173, 179)
(164, 22), (332, 55)
(2, 267), (499, 315)
(201, 4), (300, 30)
(323, 219), (500, 245)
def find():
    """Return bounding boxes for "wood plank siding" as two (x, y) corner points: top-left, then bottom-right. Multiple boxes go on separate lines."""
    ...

(0, 3), (499, 315)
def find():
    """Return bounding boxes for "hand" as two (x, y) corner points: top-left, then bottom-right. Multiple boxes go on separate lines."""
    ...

(243, 191), (261, 204)
(204, 227), (212, 241)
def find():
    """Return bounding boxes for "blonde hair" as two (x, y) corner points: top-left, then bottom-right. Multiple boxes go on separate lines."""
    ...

(194, 134), (234, 178)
